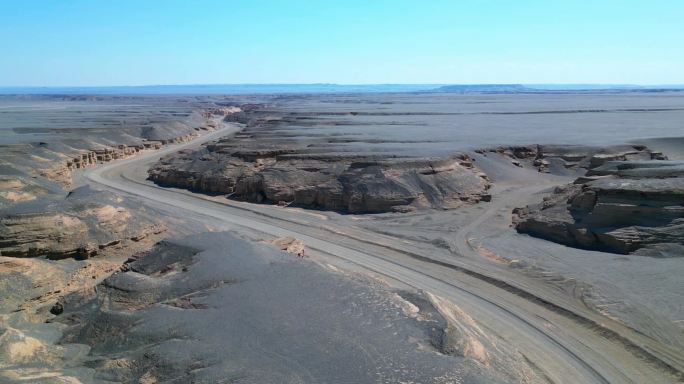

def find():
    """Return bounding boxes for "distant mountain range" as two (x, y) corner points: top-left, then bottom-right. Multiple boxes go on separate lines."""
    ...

(432, 84), (529, 93)
(1, 83), (683, 95)
(431, 84), (684, 93)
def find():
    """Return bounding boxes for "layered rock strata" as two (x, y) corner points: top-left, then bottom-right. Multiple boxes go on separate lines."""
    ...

(0, 97), (244, 207)
(37, 113), (228, 189)
(0, 99), (249, 258)
(38, 132), (203, 189)
(149, 144), (491, 213)
(0, 187), (164, 259)
(149, 104), (495, 214)
(476, 144), (666, 175)
(514, 160), (684, 256)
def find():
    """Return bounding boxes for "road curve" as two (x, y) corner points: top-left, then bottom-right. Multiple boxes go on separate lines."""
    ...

(85, 123), (683, 384)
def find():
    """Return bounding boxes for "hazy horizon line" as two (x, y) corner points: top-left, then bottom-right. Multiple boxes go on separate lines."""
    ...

(3, 82), (684, 88)
(2, 83), (684, 96)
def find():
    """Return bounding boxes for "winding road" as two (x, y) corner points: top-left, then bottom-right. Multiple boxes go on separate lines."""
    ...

(85, 123), (684, 384)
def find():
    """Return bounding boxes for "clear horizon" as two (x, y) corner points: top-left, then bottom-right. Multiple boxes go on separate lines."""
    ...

(2, 1), (683, 86)
(3, 83), (684, 91)
(4, 82), (684, 88)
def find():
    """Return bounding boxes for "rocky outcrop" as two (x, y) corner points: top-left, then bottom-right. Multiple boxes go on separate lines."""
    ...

(144, 102), (498, 214)
(201, 106), (242, 117)
(0, 99), (247, 257)
(149, 144), (491, 213)
(0, 187), (164, 259)
(0, 98), (243, 204)
(477, 144), (666, 175)
(147, 103), (496, 214)
(264, 236), (305, 257)
(38, 125), (210, 189)
(514, 160), (684, 256)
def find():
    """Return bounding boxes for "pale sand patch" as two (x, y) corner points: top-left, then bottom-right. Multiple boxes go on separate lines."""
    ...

(84, 205), (131, 223)
(7, 337), (43, 360)
(30, 154), (52, 163)
(0, 257), (33, 273)
(0, 328), (46, 363)
(467, 238), (509, 265)
(0, 179), (25, 189)
(263, 236), (305, 257)
(391, 293), (420, 318)
(426, 294), (541, 382)
(0, 369), (83, 383)
(427, 292), (489, 364)
(0, 191), (36, 202)
(57, 215), (83, 228)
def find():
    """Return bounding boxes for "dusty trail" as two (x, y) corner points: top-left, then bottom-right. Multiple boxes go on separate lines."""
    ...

(84, 123), (683, 384)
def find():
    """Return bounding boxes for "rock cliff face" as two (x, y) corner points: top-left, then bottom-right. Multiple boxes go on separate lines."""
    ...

(0, 97), (242, 207)
(477, 144), (666, 175)
(0, 98), (251, 259)
(0, 187), (164, 259)
(514, 160), (684, 256)
(148, 104), (493, 214)
(149, 144), (490, 213)
(38, 132), (203, 189)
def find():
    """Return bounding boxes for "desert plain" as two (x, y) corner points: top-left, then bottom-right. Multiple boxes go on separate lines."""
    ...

(1, 90), (683, 383)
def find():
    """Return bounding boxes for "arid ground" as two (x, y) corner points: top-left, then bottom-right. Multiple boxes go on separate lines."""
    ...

(1, 92), (683, 383)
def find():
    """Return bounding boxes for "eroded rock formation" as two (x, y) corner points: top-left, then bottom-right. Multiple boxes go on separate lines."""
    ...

(0, 98), (241, 204)
(149, 144), (491, 213)
(477, 144), (666, 175)
(514, 160), (684, 256)
(149, 104), (493, 214)
(37, 117), (223, 189)
(0, 187), (164, 259)
(264, 236), (305, 257)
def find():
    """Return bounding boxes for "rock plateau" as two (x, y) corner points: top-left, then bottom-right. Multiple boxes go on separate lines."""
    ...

(514, 160), (684, 256)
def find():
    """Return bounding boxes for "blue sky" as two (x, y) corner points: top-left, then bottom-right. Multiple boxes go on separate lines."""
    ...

(1, 0), (682, 86)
